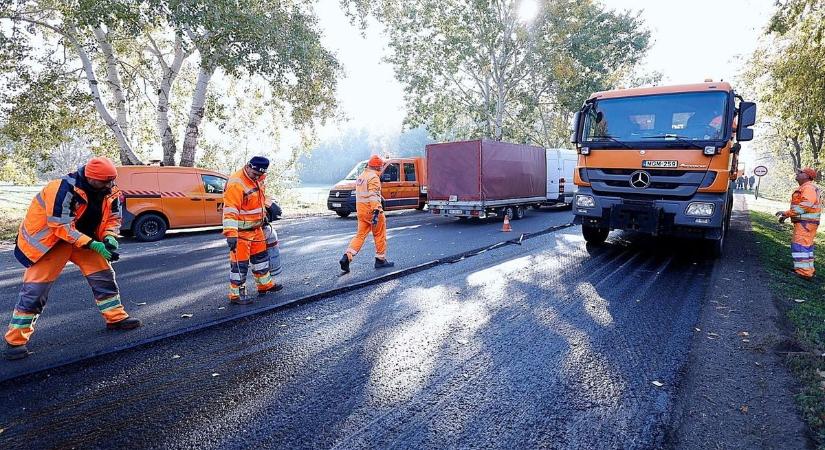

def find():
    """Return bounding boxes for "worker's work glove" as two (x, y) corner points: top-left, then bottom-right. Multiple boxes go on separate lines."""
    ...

(372, 209), (380, 225)
(775, 211), (788, 223)
(104, 235), (119, 250)
(226, 237), (238, 252)
(88, 241), (113, 261)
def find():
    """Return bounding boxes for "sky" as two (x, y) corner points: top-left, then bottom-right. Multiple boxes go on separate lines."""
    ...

(312, 0), (777, 154)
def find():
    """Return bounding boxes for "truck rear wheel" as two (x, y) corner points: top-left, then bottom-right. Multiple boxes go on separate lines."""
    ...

(133, 213), (167, 242)
(336, 211), (351, 218)
(514, 206), (526, 220)
(582, 225), (609, 245)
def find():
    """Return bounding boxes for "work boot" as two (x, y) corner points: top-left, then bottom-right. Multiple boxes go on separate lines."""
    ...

(374, 258), (395, 269)
(339, 254), (350, 273)
(106, 317), (142, 330)
(258, 284), (284, 297)
(4, 343), (30, 360)
(230, 297), (253, 305)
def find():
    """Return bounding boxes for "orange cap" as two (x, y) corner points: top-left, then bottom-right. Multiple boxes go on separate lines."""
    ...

(368, 155), (383, 169)
(800, 167), (818, 180)
(85, 156), (118, 181)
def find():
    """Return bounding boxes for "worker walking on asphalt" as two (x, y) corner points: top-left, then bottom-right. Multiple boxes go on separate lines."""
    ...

(339, 155), (395, 273)
(776, 167), (821, 280)
(223, 156), (282, 304)
(4, 157), (141, 360)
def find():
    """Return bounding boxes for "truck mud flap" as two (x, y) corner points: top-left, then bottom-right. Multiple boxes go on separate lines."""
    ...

(609, 203), (662, 235)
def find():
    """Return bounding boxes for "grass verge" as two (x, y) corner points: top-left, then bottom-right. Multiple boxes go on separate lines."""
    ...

(0, 207), (24, 243)
(749, 210), (825, 445)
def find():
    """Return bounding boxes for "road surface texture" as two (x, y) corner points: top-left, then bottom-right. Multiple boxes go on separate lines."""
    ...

(2, 217), (714, 448)
(0, 207), (572, 381)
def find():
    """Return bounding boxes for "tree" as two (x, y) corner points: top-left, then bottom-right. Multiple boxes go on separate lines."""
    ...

(1, 0), (342, 167)
(743, 1), (825, 172)
(341, 0), (650, 146)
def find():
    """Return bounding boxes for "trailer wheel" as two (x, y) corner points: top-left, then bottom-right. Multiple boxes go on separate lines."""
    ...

(336, 211), (351, 218)
(514, 206), (525, 220)
(503, 207), (515, 220)
(582, 225), (609, 245)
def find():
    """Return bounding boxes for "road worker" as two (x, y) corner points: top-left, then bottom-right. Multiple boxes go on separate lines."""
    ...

(776, 167), (821, 280)
(4, 157), (141, 360)
(223, 156), (282, 304)
(339, 154), (394, 273)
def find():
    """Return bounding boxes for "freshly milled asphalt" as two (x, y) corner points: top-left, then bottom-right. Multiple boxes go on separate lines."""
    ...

(0, 207), (572, 381)
(0, 220), (715, 449)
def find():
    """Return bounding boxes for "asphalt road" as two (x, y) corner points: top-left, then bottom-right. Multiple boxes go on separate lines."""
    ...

(0, 214), (717, 449)
(0, 206), (573, 381)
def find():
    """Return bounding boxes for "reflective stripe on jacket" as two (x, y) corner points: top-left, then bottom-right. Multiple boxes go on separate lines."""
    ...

(355, 169), (383, 214)
(15, 172), (122, 267)
(222, 168), (267, 238)
(785, 181), (822, 225)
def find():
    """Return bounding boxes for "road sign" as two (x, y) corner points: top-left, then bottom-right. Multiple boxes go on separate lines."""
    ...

(754, 165), (768, 176)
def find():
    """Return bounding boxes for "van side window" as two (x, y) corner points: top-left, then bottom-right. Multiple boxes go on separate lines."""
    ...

(202, 175), (227, 194)
(382, 163), (400, 182)
(403, 163), (416, 182)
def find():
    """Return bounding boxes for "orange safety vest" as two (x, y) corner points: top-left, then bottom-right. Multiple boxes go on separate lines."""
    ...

(222, 168), (267, 238)
(785, 181), (822, 225)
(14, 172), (123, 267)
(355, 169), (383, 215)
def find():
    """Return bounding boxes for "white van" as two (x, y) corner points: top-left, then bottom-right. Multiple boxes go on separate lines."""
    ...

(543, 148), (577, 206)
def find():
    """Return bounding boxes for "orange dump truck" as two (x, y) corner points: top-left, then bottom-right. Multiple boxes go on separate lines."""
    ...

(327, 156), (427, 217)
(570, 82), (757, 256)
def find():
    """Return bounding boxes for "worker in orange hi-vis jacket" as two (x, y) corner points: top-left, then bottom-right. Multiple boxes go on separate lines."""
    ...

(4, 157), (141, 361)
(339, 155), (395, 273)
(776, 167), (821, 280)
(223, 156), (282, 304)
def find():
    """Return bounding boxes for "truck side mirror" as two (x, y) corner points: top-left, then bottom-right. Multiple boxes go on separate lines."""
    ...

(570, 112), (581, 144)
(736, 102), (756, 142)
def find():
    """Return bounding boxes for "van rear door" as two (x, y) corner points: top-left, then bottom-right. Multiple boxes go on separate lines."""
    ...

(159, 171), (204, 227)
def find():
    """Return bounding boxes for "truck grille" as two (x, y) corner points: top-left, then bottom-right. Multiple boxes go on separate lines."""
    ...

(585, 168), (706, 198)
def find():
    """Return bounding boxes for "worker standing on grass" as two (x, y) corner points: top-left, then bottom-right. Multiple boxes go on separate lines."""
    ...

(339, 155), (394, 273)
(4, 157), (141, 361)
(223, 156), (282, 304)
(776, 167), (821, 281)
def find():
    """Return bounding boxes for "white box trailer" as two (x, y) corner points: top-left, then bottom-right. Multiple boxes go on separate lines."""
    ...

(543, 148), (577, 206)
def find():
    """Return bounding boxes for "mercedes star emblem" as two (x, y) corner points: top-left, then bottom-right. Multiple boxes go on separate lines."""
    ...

(629, 170), (651, 189)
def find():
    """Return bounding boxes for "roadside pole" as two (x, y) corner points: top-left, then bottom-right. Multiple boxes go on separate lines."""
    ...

(753, 165), (768, 199)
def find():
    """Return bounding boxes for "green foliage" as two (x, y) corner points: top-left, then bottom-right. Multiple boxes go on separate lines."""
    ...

(342, 0), (650, 146)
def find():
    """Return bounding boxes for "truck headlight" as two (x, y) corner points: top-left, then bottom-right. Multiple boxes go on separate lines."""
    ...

(686, 202), (714, 216)
(576, 195), (595, 208)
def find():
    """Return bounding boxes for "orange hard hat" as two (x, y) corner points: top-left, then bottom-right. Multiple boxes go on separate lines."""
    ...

(799, 167), (818, 180)
(85, 156), (118, 181)
(368, 155), (384, 169)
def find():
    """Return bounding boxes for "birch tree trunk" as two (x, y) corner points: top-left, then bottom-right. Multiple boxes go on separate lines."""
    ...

(179, 65), (215, 167)
(68, 25), (142, 165)
(150, 35), (190, 166)
(93, 26), (130, 141)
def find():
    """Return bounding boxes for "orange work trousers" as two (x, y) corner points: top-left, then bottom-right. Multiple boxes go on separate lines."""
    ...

(791, 222), (818, 278)
(228, 228), (274, 300)
(5, 241), (129, 346)
(346, 211), (387, 261)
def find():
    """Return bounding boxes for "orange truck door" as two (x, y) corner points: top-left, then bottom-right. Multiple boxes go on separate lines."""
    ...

(200, 173), (227, 226)
(400, 160), (421, 207)
(158, 171), (204, 227)
(381, 162), (402, 209)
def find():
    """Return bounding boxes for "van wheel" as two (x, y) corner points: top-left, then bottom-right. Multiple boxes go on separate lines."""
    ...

(514, 206), (526, 220)
(336, 211), (351, 218)
(582, 225), (609, 245)
(133, 213), (167, 242)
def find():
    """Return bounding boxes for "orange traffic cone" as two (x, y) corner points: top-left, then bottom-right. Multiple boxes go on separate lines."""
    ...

(501, 215), (512, 232)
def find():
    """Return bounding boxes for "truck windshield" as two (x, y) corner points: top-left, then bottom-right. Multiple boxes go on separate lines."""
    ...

(582, 91), (729, 146)
(344, 161), (368, 180)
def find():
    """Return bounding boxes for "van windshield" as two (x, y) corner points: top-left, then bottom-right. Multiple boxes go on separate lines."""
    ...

(582, 91), (729, 147)
(344, 161), (368, 180)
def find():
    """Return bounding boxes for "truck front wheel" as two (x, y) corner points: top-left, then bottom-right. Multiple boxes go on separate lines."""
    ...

(582, 225), (609, 245)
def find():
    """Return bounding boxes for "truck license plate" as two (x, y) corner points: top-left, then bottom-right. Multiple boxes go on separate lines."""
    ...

(642, 160), (677, 168)
(331, 203), (342, 208)
(448, 209), (464, 215)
